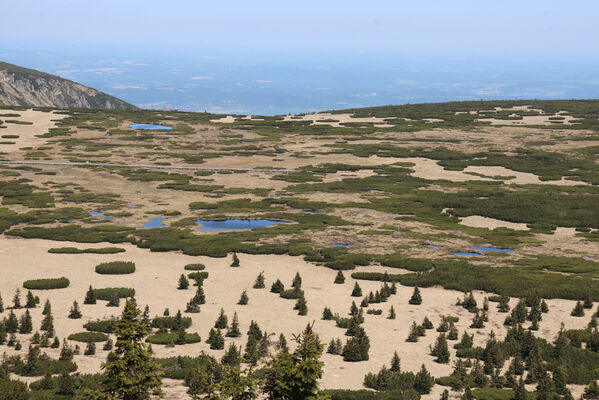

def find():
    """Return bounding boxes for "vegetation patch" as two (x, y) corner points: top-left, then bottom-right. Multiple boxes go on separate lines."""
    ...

(95, 261), (136, 274)
(23, 277), (70, 290)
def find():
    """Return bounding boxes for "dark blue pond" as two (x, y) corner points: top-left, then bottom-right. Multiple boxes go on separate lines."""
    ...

(424, 243), (443, 248)
(453, 251), (483, 256)
(89, 211), (104, 216)
(196, 219), (286, 232)
(332, 244), (351, 248)
(472, 246), (514, 253)
(144, 218), (167, 228)
(130, 123), (172, 130)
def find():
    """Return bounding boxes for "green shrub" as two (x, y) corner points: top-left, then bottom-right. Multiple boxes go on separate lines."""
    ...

(184, 263), (205, 271)
(48, 247), (125, 254)
(84, 318), (119, 333)
(92, 287), (135, 301)
(151, 316), (192, 330)
(67, 331), (108, 342)
(95, 261), (135, 274)
(146, 332), (201, 345)
(187, 271), (209, 281)
(23, 277), (69, 290)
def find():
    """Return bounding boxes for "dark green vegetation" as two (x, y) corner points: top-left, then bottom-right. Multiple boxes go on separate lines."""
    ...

(23, 278), (69, 290)
(48, 247), (125, 254)
(67, 332), (109, 343)
(94, 261), (136, 275)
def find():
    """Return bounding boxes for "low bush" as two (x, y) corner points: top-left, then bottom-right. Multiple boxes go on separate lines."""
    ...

(95, 261), (135, 274)
(83, 318), (119, 333)
(322, 389), (420, 400)
(184, 263), (206, 271)
(146, 332), (201, 345)
(67, 331), (109, 342)
(93, 287), (135, 301)
(48, 247), (125, 254)
(151, 316), (192, 330)
(23, 277), (69, 290)
(187, 271), (209, 280)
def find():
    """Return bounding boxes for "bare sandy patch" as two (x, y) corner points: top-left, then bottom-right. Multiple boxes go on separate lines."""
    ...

(459, 215), (529, 231)
(0, 236), (592, 397)
(0, 109), (66, 150)
(210, 115), (237, 123)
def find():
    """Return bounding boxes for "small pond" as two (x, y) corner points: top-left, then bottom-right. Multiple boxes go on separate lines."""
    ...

(196, 219), (287, 232)
(130, 123), (172, 130)
(423, 243), (443, 248)
(89, 211), (104, 216)
(332, 244), (351, 248)
(472, 246), (514, 253)
(144, 218), (167, 228)
(453, 251), (483, 256)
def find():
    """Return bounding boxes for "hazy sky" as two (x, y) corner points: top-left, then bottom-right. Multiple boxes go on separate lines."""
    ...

(4, 0), (599, 58)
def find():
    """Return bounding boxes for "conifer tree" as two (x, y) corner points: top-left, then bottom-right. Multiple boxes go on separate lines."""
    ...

(0, 322), (6, 344)
(406, 321), (419, 342)
(207, 328), (225, 350)
(85, 341), (96, 355)
(541, 299), (549, 313)
(0, 292), (3, 313)
(275, 333), (288, 353)
(68, 301), (82, 319)
(497, 295), (510, 312)
(178, 274), (190, 290)
(107, 293), (120, 307)
(264, 328), (325, 400)
(12, 289), (21, 309)
(322, 307), (334, 320)
(351, 282), (362, 297)
(334, 271), (345, 284)
(409, 287), (422, 305)
(104, 338), (114, 351)
(6, 310), (18, 333)
(422, 316), (433, 329)
(342, 326), (369, 361)
(572, 300), (585, 317)
(56, 371), (75, 396)
(455, 331), (473, 349)
(414, 364), (434, 394)
(253, 271), (265, 289)
(25, 291), (36, 308)
(84, 285), (96, 304)
(448, 323), (459, 340)
(238, 290), (249, 305)
(51, 336), (60, 348)
(214, 308), (228, 329)
(431, 333), (450, 363)
(361, 296), (369, 307)
(292, 272), (302, 289)
(270, 279), (284, 293)
(388, 305), (396, 320)
(94, 298), (162, 399)
(225, 312), (241, 337)
(42, 299), (51, 315)
(221, 343), (241, 367)
(19, 310), (33, 334)
(296, 296), (308, 315)
(40, 310), (54, 335)
(390, 351), (400, 372)
(231, 253), (240, 267)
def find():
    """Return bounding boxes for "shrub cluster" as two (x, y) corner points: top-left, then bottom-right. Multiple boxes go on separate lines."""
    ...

(95, 261), (136, 274)
(67, 332), (109, 343)
(23, 277), (69, 290)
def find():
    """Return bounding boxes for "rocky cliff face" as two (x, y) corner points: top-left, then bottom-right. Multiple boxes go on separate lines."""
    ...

(0, 61), (136, 110)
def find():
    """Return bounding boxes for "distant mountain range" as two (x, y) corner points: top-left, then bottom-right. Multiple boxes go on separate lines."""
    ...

(0, 61), (136, 110)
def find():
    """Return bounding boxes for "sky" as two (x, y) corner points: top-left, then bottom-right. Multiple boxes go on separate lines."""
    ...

(1, 1), (598, 114)
(4, 0), (599, 57)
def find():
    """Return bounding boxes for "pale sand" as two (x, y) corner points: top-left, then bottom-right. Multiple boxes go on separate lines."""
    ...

(280, 113), (395, 128)
(210, 115), (237, 123)
(0, 236), (592, 399)
(459, 216), (529, 231)
(402, 157), (588, 186)
(0, 109), (66, 150)
(477, 114), (577, 126)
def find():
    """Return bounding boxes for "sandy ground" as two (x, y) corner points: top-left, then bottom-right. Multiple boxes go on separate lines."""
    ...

(0, 109), (66, 150)
(459, 216), (530, 231)
(281, 113), (395, 128)
(402, 157), (588, 186)
(0, 236), (592, 399)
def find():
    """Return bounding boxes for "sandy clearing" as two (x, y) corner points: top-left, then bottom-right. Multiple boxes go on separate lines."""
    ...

(459, 216), (530, 231)
(478, 114), (577, 126)
(0, 236), (592, 398)
(0, 109), (66, 150)
(401, 157), (588, 186)
(210, 115), (237, 123)
(281, 113), (394, 128)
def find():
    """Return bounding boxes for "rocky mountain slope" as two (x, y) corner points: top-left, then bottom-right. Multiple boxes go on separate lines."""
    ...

(0, 61), (136, 109)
